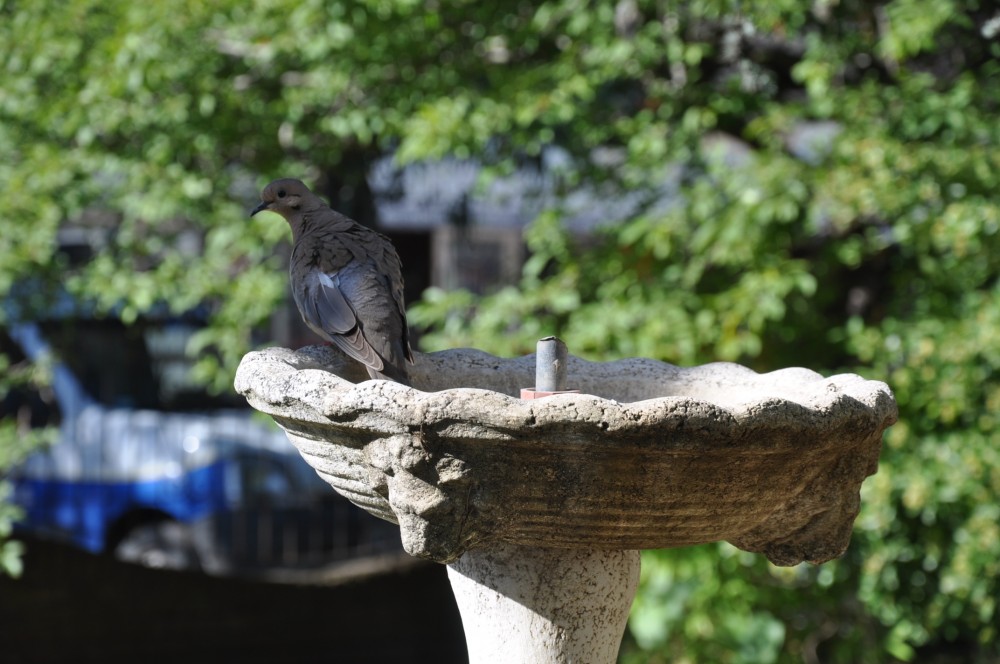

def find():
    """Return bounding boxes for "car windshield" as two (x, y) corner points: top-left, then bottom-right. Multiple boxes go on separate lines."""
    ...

(39, 318), (246, 410)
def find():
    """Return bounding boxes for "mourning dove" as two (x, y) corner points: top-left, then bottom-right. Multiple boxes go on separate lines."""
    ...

(251, 178), (413, 385)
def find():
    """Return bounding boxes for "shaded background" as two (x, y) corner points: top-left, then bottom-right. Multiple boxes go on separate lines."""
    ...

(0, 537), (466, 664)
(2, 1), (999, 662)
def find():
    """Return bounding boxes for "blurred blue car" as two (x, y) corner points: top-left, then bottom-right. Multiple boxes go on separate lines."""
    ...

(2, 318), (399, 574)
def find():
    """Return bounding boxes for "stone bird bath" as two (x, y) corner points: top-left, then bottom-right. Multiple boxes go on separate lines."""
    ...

(235, 343), (897, 663)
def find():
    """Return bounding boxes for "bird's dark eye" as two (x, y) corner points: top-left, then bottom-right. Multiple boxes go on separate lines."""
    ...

(278, 190), (287, 198)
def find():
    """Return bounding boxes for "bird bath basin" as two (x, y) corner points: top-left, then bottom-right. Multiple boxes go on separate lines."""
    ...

(235, 344), (897, 662)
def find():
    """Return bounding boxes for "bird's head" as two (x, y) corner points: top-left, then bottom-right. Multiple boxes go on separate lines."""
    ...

(250, 178), (323, 219)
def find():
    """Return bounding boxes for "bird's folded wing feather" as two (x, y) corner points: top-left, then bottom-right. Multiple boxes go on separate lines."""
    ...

(301, 270), (385, 372)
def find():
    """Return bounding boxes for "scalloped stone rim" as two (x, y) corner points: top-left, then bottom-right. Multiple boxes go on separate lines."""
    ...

(236, 345), (898, 565)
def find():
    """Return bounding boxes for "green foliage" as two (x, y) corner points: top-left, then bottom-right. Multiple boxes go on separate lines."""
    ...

(0, 350), (57, 577)
(626, 546), (789, 664)
(1, 0), (998, 660)
(0, 484), (27, 578)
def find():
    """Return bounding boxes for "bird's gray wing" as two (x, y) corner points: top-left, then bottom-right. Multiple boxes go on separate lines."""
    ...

(299, 270), (385, 372)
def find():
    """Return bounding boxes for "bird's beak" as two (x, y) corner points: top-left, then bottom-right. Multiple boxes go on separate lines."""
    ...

(250, 201), (270, 217)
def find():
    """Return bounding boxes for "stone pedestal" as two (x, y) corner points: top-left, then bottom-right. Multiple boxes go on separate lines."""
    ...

(447, 545), (640, 664)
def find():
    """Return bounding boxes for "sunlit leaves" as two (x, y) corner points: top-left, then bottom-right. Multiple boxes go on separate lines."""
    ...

(878, 0), (958, 62)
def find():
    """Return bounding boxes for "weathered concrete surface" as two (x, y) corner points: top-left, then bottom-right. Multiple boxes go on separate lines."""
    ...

(447, 544), (640, 664)
(235, 345), (898, 566)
